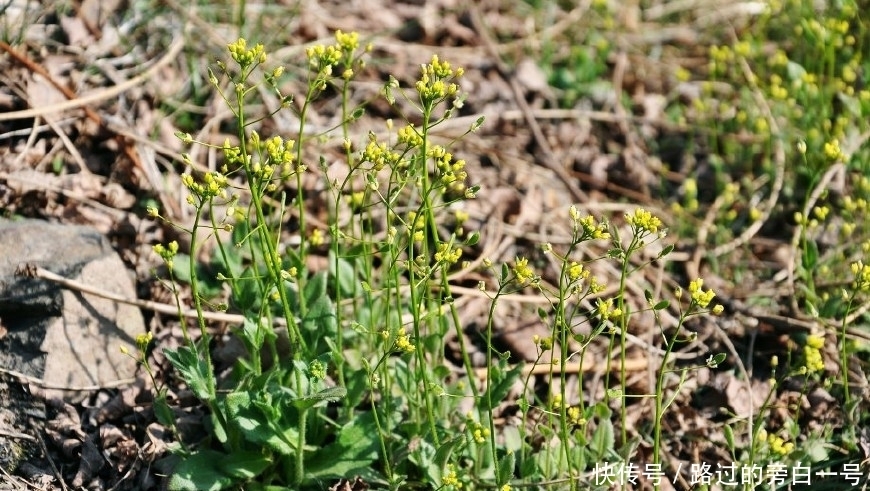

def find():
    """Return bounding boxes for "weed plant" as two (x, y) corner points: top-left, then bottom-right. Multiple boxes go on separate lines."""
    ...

(132, 3), (870, 486)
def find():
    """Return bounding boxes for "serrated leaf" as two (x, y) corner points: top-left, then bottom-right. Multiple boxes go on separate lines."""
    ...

(294, 386), (347, 411)
(153, 394), (175, 428)
(224, 391), (296, 455)
(163, 346), (214, 402)
(498, 451), (516, 485)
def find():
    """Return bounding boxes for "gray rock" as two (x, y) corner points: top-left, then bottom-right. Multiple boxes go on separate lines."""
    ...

(0, 218), (145, 472)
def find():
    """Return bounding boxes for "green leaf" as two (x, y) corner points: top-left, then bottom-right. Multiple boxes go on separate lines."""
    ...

(644, 289), (653, 304)
(804, 438), (829, 462)
(293, 386), (347, 411)
(168, 450), (240, 491)
(153, 393), (175, 428)
(303, 270), (328, 304)
(306, 411), (379, 480)
(803, 239), (819, 269)
(163, 346), (214, 401)
(224, 391), (296, 455)
(240, 316), (270, 352)
(433, 436), (463, 469)
(498, 451), (516, 486)
(653, 300), (670, 310)
(329, 251), (359, 297)
(723, 424), (735, 454)
(590, 416), (615, 460)
(708, 352), (727, 367)
(472, 115), (486, 131)
(302, 295), (337, 340)
(464, 231), (480, 246)
(222, 450), (272, 479)
(480, 363), (523, 410)
(658, 244), (675, 258)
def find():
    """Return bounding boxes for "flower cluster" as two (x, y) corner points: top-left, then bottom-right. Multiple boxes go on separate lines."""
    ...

(397, 124), (423, 147)
(430, 145), (468, 192)
(596, 297), (623, 322)
(566, 405), (586, 426)
(567, 261), (587, 282)
(802, 334), (826, 374)
(263, 134), (297, 171)
(469, 420), (490, 444)
(434, 242), (462, 265)
(513, 257), (536, 285)
(767, 433), (795, 456)
(406, 211), (426, 243)
(227, 38), (265, 68)
(851, 260), (870, 291)
(442, 464), (462, 488)
(181, 171), (229, 204)
(824, 138), (844, 161)
(305, 30), (366, 87)
(416, 54), (463, 105)
(394, 328), (416, 353)
(361, 137), (400, 171)
(569, 205), (610, 240)
(153, 240), (179, 269)
(625, 208), (664, 235)
(688, 278), (716, 309)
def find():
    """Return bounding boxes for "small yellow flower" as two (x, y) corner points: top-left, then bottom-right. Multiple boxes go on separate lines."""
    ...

(513, 257), (535, 285)
(767, 434), (794, 456)
(625, 208), (663, 234)
(309, 228), (324, 246)
(394, 328), (416, 353)
(442, 464), (462, 488)
(596, 298), (622, 321)
(434, 242), (463, 265)
(824, 139), (843, 161)
(688, 278), (716, 309)
(568, 262), (585, 281)
(852, 261), (870, 291)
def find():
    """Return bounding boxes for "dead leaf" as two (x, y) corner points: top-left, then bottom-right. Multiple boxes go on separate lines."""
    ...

(71, 436), (104, 487)
(725, 375), (769, 420)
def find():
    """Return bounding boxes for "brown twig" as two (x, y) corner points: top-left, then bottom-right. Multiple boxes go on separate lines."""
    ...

(0, 40), (103, 126)
(14, 263), (284, 327)
(0, 38), (184, 123)
(0, 367), (135, 392)
(29, 419), (70, 491)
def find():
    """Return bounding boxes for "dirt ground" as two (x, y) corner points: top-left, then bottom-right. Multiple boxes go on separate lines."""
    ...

(0, 1), (862, 489)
